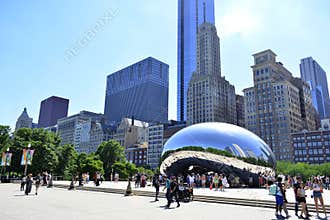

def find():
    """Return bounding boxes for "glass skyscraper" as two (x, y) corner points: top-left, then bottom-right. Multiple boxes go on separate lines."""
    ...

(177, 0), (215, 122)
(104, 57), (169, 124)
(300, 57), (330, 119)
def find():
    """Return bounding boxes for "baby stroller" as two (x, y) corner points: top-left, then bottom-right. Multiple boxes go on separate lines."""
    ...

(178, 183), (194, 202)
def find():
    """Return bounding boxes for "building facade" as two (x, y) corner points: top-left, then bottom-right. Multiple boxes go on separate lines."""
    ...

(177, 0), (215, 122)
(57, 111), (106, 153)
(244, 50), (317, 161)
(15, 108), (33, 131)
(186, 22), (236, 125)
(236, 95), (245, 127)
(112, 118), (148, 150)
(147, 120), (186, 170)
(292, 129), (330, 164)
(126, 143), (148, 166)
(300, 57), (330, 119)
(38, 96), (69, 128)
(291, 78), (318, 131)
(104, 57), (169, 124)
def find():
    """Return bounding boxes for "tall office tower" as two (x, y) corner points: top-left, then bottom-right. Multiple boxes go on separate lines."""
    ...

(15, 107), (33, 131)
(104, 57), (169, 124)
(186, 22), (236, 125)
(291, 78), (318, 131)
(300, 57), (330, 119)
(38, 96), (69, 128)
(244, 50), (318, 161)
(177, 0), (215, 122)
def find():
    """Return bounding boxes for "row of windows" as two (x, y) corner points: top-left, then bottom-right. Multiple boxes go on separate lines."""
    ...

(255, 68), (269, 75)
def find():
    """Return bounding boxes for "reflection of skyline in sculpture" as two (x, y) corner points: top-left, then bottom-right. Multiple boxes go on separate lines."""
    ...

(162, 122), (276, 166)
(225, 144), (246, 158)
(161, 122), (276, 187)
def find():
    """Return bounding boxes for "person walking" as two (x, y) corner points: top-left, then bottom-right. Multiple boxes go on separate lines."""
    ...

(274, 177), (285, 218)
(163, 176), (171, 208)
(47, 173), (53, 188)
(169, 176), (180, 208)
(293, 176), (310, 217)
(68, 175), (76, 190)
(20, 175), (26, 191)
(35, 173), (41, 195)
(25, 174), (33, 195)
(297, 182), (308, 219)
(312, 178), (327, 218)
(152, 174), (160, 201)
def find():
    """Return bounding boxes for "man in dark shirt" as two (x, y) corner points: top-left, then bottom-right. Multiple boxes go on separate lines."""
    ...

(152, 174), (160, 201)
(169, 176), (180, 208)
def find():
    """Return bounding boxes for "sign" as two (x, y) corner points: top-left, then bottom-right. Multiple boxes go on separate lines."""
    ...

(1, 152), (12, 166)
(21, 149), (35, 166)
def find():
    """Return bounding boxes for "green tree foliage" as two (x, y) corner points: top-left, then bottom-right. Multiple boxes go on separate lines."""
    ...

(0, 125), (11, 152)
(76, 153), (104, 178)
(137, 166), (154, 177)
(11, 128), (60, 175)
(96, 140), (125, 179)
(55, 144), (77, 180)
(112, 161), (137, 180)
(276, 161), (330, 180)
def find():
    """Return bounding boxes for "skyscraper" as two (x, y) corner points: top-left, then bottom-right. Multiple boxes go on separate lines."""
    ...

(15, 107), (33, 131)
(300, 57), (330, 119)
(177, 0), (215, 122)
(104, 57), (169, 124)
(244, 50), (317, 161)
(186, 22), (236, 125)
(38, 96), (69, 128)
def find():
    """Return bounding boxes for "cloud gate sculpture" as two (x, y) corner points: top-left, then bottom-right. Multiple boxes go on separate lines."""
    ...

(160, 122), (276, 187)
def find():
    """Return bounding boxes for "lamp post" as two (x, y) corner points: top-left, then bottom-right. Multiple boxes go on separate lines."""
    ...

(23, 143), (31, 176)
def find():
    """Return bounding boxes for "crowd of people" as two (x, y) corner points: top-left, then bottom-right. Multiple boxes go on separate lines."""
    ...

(270, 175), (328, 219)
(15, 169), (330, 217)
(149, 172), (232, 209)
(20, 171), (53, 196)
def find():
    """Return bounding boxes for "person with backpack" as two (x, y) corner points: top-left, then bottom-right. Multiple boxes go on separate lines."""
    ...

(152, 174), (160, 202)
(269, 177), (286, 218)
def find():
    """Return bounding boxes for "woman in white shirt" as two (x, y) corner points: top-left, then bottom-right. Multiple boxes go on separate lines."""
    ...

(312, 178), (327, 217)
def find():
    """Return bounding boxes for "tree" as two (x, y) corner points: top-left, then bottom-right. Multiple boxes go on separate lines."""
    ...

(76, 153), (103, 178)
(112, 161), (137, 180)
(96, 140), (126, 180)
(0, 125), (11, 152)
(55, 144), (77, 180)
(11, 128), (60, 175)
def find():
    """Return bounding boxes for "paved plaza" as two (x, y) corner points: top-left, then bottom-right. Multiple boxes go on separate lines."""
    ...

(1, 183), (328, 220)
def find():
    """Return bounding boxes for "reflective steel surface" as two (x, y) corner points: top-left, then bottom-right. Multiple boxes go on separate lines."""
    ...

(162, 122), (276, 167)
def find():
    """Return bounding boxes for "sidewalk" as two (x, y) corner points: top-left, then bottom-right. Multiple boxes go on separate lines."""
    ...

(54, 181), (330, 205)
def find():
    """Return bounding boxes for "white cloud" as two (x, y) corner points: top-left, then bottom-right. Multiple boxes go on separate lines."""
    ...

(216, 0), (264, 38)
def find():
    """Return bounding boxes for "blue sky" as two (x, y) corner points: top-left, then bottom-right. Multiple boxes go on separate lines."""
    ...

(1, 0), (330, 130)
